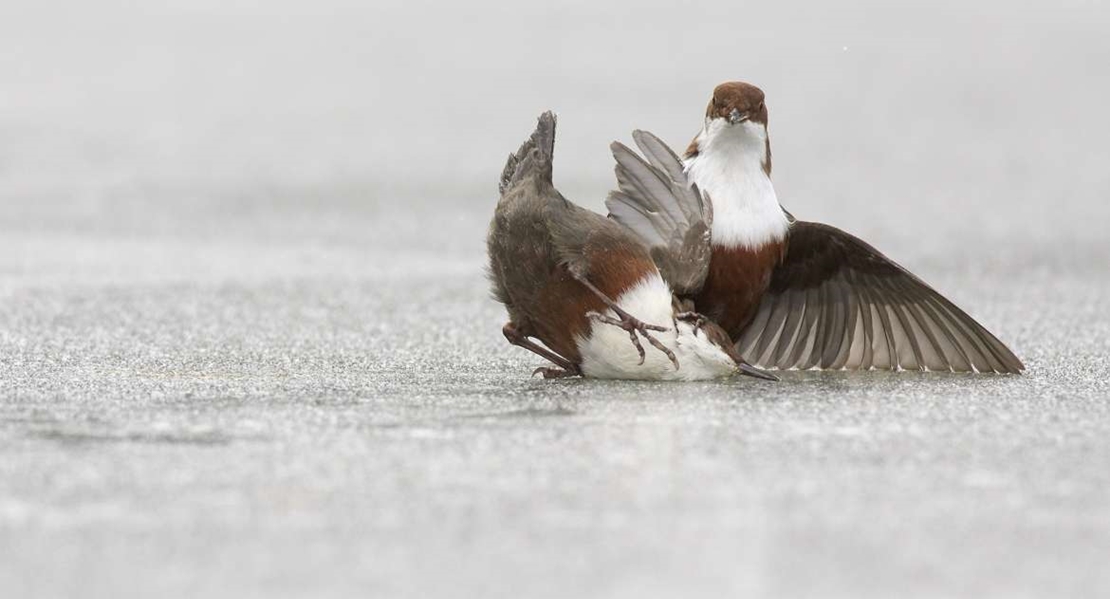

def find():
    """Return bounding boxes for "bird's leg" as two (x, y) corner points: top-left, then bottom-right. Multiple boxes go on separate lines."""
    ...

(502, 323), (581, 379)
(532, 366), (579, 379)
(574, 276), (679, 370)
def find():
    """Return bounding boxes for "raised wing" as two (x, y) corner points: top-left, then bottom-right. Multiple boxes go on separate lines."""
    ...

(605, 130), (713, 297)
(735, 221), (1024, 373)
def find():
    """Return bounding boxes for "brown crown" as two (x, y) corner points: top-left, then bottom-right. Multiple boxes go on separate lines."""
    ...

(706, 81), (768, 125)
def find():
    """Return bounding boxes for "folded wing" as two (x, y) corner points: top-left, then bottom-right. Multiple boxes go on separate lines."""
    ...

(605, 130), (713, 297)
(735, 221), (1024, 373)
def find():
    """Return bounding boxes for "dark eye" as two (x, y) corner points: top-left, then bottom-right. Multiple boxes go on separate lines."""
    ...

(758, 101), (765, 111)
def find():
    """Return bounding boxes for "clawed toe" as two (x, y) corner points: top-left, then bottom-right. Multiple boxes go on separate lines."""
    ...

(532, 366), (578, 379)
(675, 311), (707, 331)
(587, 310), (679, 370)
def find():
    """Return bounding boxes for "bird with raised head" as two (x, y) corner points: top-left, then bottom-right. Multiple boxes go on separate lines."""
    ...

(606, 82), (1023, 373)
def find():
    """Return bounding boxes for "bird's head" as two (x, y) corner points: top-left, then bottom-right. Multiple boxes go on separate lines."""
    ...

(706, 81), (768, 126)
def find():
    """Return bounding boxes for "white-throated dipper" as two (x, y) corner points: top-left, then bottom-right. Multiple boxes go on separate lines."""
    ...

(606, 82), (1023, 373)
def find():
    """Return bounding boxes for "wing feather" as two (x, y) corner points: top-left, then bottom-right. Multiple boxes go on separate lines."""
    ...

(820, 277), (848, 368)
(605, 132), (712, 297)
(830, 283), (859, 370)
(773, 290), (807, 368)
(736, 221), (1022, 373)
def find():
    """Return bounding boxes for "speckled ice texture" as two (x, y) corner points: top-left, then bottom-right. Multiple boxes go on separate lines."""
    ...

(2, 1), (1109, 598)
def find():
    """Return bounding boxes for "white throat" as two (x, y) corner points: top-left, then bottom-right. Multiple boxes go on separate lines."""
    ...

(684, 119), (789, 249)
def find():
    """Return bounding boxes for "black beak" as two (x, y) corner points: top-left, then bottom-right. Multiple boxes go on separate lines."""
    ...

(737, 361), (779, 382)
(728, 108), (748, 124)
(724, 344), (778, 381)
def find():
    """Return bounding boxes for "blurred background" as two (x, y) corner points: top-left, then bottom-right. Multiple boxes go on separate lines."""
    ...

(2, 1), (1108, 597)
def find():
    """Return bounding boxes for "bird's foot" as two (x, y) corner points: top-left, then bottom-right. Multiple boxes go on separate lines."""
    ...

(675, 311), (708, 332)
(586, 311), (679, 369)
(532, 366), (579, 379)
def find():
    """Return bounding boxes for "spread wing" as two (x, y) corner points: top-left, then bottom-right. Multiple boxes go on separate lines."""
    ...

(735, 221), (1024, 373)
(605, 130), (713, 297)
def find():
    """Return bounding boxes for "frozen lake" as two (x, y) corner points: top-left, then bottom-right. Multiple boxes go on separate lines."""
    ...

(2, 1), (1109, 597)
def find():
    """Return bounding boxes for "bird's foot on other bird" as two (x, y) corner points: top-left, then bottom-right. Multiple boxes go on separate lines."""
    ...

(586, 311), (679, 369)
(675, 311), (708, 332)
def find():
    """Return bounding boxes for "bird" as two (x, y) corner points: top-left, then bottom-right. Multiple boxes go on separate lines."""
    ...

(605, 81), (1023, 373)
(486, 111), (778, 381)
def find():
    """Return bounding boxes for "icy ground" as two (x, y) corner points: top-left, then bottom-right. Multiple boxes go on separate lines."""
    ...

(2, 1), (1109, 597)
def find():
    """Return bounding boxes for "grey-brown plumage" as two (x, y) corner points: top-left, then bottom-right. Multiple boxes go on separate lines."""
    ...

(733, 220), (1026, 373)
(487, 112), (676, 376)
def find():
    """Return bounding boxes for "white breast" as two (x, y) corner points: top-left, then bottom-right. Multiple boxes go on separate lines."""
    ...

(575, 273), (737, 381)
(684, 119), (790, 250)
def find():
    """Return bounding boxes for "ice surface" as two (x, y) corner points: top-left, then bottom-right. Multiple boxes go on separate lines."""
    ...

(2, 1), (1109, 597)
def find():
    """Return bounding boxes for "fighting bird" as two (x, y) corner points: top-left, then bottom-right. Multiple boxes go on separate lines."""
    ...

(487, 112), (777, 381)
(606, 81), (1023, 373)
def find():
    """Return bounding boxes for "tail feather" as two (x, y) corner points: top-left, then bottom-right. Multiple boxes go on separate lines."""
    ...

(499, 111), (557, 194)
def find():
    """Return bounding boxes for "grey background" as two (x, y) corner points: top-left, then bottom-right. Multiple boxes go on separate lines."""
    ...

(2, 1), (1109, 597)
